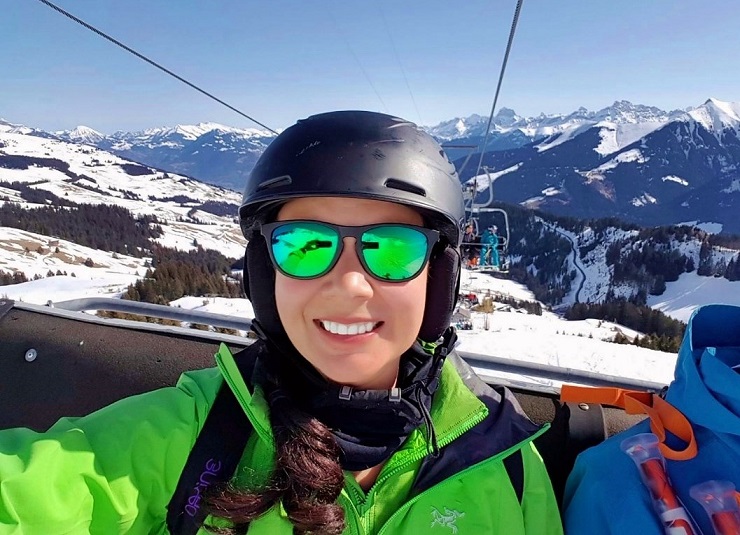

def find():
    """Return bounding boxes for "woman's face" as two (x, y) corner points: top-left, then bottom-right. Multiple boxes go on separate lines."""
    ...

(274, 196), (429, 390)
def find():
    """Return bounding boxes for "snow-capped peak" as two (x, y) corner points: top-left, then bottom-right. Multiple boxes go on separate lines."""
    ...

(0, 118), (34, 135)
(494, 107), (522, 127)
(593, 100), (678, 124)
(56, 125), (105, 145)
(686, 98), (740, 135)
(169, 122), (231, 139)
(427, 114), (488, 139)
(677, 98), (740, 144)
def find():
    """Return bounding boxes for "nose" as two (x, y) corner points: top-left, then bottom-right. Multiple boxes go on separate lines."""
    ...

(325, 238), (373, 298)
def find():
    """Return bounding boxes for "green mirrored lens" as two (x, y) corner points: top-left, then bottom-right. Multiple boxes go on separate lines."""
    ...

(270, 222), (339, 278)
(361, 226), (429, 281)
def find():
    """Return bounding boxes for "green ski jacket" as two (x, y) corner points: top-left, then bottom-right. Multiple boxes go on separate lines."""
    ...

(0, 344), (562, 534)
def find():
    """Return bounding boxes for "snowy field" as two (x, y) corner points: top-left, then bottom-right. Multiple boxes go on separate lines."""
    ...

(647, 271), (740, 322)
(455, 269), (677, 391)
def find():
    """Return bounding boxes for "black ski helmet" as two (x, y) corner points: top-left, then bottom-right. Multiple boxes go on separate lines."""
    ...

(241, 110), (465, 342)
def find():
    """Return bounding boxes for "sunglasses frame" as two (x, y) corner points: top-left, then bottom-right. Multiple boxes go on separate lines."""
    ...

(260, 220), (441, 282)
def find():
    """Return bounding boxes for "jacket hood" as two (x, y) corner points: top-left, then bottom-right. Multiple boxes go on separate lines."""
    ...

(666, 304), (740, 436)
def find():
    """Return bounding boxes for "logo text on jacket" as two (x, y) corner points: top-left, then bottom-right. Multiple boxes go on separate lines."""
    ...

(185, 458), (223, 517)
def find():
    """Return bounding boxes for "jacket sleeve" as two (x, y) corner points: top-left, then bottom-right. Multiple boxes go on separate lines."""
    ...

(0, 367), (222, 535)
(521, 442), (563, 534)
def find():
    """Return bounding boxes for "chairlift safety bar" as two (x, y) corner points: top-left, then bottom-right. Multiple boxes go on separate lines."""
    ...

(39, 298), (666, 393)
(49, 297), (252, 332)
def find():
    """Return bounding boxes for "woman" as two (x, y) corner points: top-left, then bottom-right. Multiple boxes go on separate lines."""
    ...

(0, 111), (561, 534)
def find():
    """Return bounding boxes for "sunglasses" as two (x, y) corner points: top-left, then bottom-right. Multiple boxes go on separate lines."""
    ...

(260, 220), (440, 282)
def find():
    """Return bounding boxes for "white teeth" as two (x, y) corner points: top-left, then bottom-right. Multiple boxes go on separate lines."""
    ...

(321, 320), (377, 335)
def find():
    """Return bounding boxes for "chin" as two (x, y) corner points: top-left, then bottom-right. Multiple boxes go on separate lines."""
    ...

(323, 369), (376, 388)
(320, 363), (394, 390)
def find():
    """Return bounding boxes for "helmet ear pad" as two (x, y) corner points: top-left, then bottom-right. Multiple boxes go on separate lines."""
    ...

(244, 234), (460, 344)
(420, 245), (461, 342)
(244, 235), (286, 340)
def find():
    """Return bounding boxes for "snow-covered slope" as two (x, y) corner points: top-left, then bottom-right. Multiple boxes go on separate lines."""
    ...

(455, 269), (676, 390)
(0, 128), (246, 260)
(55, 125), (105, 146)
(683, 97), (740, 142)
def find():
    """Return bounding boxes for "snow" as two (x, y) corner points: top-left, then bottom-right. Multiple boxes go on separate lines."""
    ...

(104, 122), (275, 149)
(517, 105), (670, 155)
(648, 270), (740, 323)
(578, 148), (649, 186)
(0, 227), (148, 281)
(170, 295), (255, 322)
(460, 269), (535, 302)
(662, 175), (689, 186)
(676, 221), (724, 234)
(521, 195), (545, 207)
(428, 101), (679, 146)
(56, 125), (104, 145)
(535, 123), (593, 152)
(0, 274), (137, 304)
(594, 121), (666, 156)
(456, 310), (675, 390)
(722, 179), (740, 193)
(590, 148), (648, 174)
(630, 192), (658, 206)
(685, 98), (740, 140)
(464, 164), (521, 193)
(0, 130), (247, 260)
(544, 222), (740, 324)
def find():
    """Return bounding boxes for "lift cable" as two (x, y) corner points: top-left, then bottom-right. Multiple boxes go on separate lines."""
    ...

(378, 4), (423, 125)
(36, 0), (278, 135)
(324, 4), (388, 112)
(473, 0), (524, 183)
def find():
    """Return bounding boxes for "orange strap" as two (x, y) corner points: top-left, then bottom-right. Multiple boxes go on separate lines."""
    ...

(561, 385), (698, 461)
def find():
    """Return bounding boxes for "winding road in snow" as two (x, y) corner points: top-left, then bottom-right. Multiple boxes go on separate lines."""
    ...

(542, 222), (587, 304)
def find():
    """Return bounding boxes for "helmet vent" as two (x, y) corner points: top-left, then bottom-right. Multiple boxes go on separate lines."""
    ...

(256, 175), (292, 191)
(384, 178), (426, 197)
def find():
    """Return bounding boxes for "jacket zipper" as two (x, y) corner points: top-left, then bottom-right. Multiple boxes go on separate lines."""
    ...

(372, 404), (486, 492)
(375, 424), (550, 534)
(338, 490), (366, 535)
(349, 404), (488, 523)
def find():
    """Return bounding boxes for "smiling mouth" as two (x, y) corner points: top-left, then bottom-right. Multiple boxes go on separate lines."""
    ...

(318, 320), (382, 335)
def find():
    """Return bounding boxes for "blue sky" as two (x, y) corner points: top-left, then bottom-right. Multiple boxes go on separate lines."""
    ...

(4, 0), (740, 133)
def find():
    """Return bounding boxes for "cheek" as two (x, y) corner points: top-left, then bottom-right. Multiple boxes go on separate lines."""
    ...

(274, 273), (308, 324)
(391, 271), (428, 329)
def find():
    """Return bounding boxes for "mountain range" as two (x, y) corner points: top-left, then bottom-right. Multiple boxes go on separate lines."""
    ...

(50, 99), (740, 234)
(1, 120), (739, 323)
(3, 97), (740, 235)
(0, 121), (245, 265)
(451, 98), (740, 235)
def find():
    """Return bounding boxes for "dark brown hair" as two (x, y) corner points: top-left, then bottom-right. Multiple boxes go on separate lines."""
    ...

(204, 387), (346, 534)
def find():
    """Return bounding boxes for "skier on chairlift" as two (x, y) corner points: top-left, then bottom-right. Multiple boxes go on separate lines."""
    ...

(480, 225), (500, 268)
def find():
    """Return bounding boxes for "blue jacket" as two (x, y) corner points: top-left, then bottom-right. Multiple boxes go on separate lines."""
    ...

(480, 229), (498, 245)
(564, 304), (740, 535)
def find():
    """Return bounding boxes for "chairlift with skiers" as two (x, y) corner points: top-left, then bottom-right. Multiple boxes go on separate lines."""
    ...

(458, 165), (511, 273)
